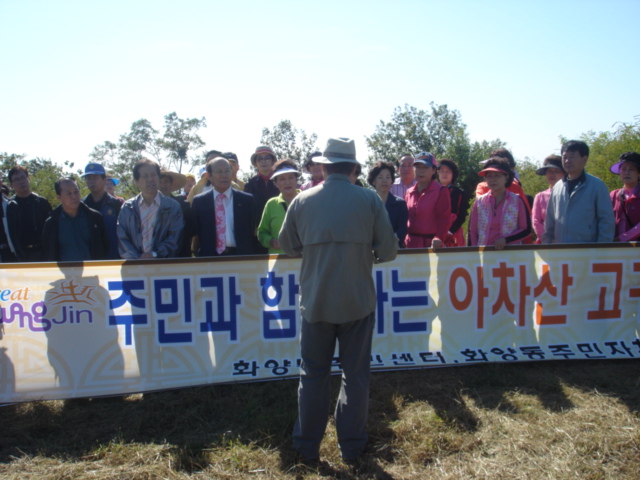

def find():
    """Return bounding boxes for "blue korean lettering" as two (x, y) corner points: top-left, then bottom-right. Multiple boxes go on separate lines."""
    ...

(264, 358), (292, 376)
(199, 275), (241, 342)
(489, 347), (518, 361)
(460, 348), (489, 362)
(154, 278), (193, 344)
(375, 268), (429, 335)
(108, 280), (148, 346)
(603, 340), (635, 357)
(576, 342), (606, 359)
(233, 359), (259, 376)
(391, 352), (415, 366)
(418, 351), (447, 364)
(260, 271), (299, 340)
(548, 344), (575, 359)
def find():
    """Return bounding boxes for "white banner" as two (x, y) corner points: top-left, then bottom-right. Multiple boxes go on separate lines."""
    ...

(1, 244), (639, 403)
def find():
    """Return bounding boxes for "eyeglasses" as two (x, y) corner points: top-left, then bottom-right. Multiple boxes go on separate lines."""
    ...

(255, 156), (274, 162)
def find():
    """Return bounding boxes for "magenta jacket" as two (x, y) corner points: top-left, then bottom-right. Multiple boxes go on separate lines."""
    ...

(611, 186), (640, 241)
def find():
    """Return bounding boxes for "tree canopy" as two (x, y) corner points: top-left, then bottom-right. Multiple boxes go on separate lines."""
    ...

(577, 118), (640, 192)
(259, 120), (319, 170)
(366, 103), (506, 198)
(519, 118), (640, 198)
(0, 153), (83, 206)
(89, 112), (207, 198)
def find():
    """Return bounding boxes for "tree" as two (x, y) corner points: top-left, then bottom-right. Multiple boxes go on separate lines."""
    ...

(89, 112), (208, 199)
(366, 103), (466, 162)
(573, 118), (640, 192)
(259, 120), (319, 170)
(366, 103), (506, 199)
(517, 157), (549, 200)
(0, 153), (82, 206)
(157, 112), (207, 173)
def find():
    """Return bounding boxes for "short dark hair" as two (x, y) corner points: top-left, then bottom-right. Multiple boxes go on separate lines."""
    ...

(303, 151), (322, 170)
(490, 148), (515, 169)
(482, 157), (515, 188)
(325, 162), (357, 176)
(367, 161), (395, 186)
(222, 152), (238, 162)
(133, 158), (161, 180)
(54, 177), (77, 195)
(618, 151), (640, 164)
(8, 166), (29, 183)
(561, 140), (589, 158)
(437, 158), (459, 184)
(205, 150), (223, 162)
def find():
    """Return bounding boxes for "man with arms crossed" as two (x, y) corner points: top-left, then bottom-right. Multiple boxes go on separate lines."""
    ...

(279, 137), (398, 462)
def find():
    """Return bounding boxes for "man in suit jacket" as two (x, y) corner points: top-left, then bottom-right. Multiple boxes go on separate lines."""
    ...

(191, 157), (257, 256)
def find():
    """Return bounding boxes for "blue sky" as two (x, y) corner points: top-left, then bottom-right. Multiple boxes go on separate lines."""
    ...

(1, 0), (638, 175)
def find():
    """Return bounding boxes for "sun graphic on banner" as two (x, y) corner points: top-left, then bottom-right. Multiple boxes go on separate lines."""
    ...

(46, 280), (99, 306)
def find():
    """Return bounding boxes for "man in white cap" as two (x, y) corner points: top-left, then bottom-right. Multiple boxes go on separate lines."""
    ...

(279, 137), (398, 462)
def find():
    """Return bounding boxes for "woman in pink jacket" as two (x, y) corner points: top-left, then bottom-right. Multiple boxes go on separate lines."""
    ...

(404, 153), (451, 249)
(531, 155), (564, 243)
(610, 151), (640, 242)
(469, 157), (531, 250)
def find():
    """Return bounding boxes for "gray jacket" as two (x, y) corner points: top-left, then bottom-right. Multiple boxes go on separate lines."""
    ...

(117, 193), (183, 259)
(542, 172), (615, 244)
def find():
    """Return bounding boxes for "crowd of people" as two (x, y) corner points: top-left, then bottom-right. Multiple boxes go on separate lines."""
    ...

(0, 139), (637, 263)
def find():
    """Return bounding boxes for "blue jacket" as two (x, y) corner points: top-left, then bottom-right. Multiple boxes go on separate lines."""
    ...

(117, 193), (183, 259)
(83, 192), (123, 259)
(542, 172), (615, 244)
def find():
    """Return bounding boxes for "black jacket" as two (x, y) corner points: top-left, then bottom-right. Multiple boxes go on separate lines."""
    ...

(191, 189), (256, 257)
(42, 203), (109, 261)
(6, 193), (52, 261)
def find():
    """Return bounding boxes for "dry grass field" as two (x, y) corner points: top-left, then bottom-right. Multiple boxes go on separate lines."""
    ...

(1, 360), (638, 480)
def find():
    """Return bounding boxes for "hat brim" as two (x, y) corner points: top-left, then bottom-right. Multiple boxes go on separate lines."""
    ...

(82, 170), (106, 177)
(479, 167), (509, 177)
(610, 161), (623, 174)
(314, 156), (359, 165)
(107, 178), (119, 186)
(413, 159), (436, 168)
(160, 171), (187, 191)
(271, 167), (301, 179)
(610, 160), (640, 174)
(250, 150), (277, 166)
(536, 166), (564, 176)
